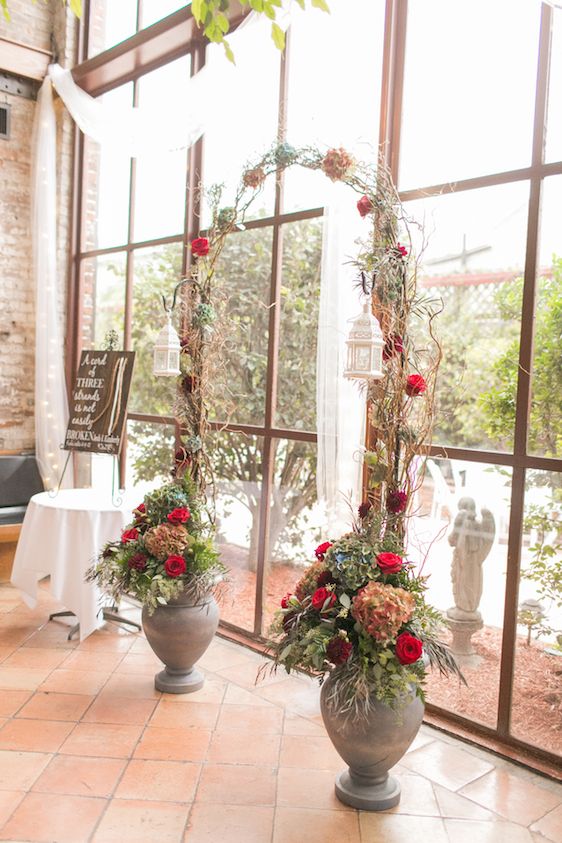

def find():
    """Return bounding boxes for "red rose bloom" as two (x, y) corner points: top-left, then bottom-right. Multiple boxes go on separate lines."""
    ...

(128, 552), (147, 572)
(191, 237), (210, 257)
(135, 503), (145, 515)
(121, 527), (139, 543)
(164, 554), (186, 577)
(315, 541), (333, 560)
(387, 490), (408, 514)
(326, 636), (352, 665)
(357, 195), (374, 218)
(405, 374), (427, 396)
(383, 333), (404, 361)
(316, 569), (335, 588)
(395, 632), (423, 665)
(167, 507), (191, 524)
(358, 501), (372, 520)
(311, 587), (336, 612)
(281, 593), (292, 609)
(394, 242), (408, 258)
(376, 552), (404, 574)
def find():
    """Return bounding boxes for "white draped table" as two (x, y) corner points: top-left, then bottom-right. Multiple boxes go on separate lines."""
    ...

(11, 489), (134, 640)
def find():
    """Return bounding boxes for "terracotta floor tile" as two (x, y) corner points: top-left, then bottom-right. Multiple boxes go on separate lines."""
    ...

(433, 783), (495, 820)
(63, 650), (125, 672)
(273, 807), (361, 843)
(101, 673), (161, 699)
(115, 759), (200, 802)
(459, 768), (561, 826)
(531, 803), (562, 842)
(114, 652), (163, 674)
(0, 751), (52, 790)
(32, 755), (126, 798)
(215, 704), (284, 735)
(279, 735), (343, 771)
(82, 695), (157, 725)
(283, 712), (325, 737)
(216, 659), (284, 689)
(196, 764), (277, 806)
(1, 647), (69, 670)
(0, 667), (53, 691)
(39, 669), (111, 696)
(358, 813), (448, 843)
(150, 700), (220, 730)
(402, 739), (494, 791)
(277, 768), (354, 812)
(255, 677), (321, 717)
(0, 791), (105, 843)
(0, 647), (16, 663)
(186, 803), (274, 843)
(129, 637), (155, 655)
(74, 630), (136, 653)
(0, 690), (31, 717)
(207, 731), (281, 766)
(381, 773), (441, 816)
(0, 718), (74, 752)
(444, 819), (535, 843)
(134, 726), (211, 762)
(20, 628), (79, 651)
(16, 691), (94, 721)
(0, 790), (25, 825)
(161, 674), (226, 705)
(91, 798), (189, 843)
(59, 722), (143, 758)
(197, 641), (259, 673)
(222, 683), (277, 707)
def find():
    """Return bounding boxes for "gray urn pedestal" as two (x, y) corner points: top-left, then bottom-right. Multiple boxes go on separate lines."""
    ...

(320, 678), (424, 811)
(141, 594), (219, 694)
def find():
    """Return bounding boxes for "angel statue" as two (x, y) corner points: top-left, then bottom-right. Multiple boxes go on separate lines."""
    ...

(447, 497), (496, 622)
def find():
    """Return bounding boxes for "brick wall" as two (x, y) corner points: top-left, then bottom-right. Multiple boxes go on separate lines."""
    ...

(0, 0), (76, 453)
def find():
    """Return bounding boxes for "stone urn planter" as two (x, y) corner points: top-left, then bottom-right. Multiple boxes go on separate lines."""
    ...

(142, 592), (219, 693)
(320, 676), (424, 811)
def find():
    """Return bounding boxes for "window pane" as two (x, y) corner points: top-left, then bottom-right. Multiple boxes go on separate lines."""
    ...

(211, 227), (273, 426)
(406, 181), (529, 451)
(546, 8), (562, 163)
(408, 457), (511, 728)
(81, 252), (127, 350)
(283, 0), (384, 214)
(133, 58), (191, 242)
(83, 86), (133, 252)
(126, 420), (176, 489)
(400, 0), (540, 189)
(511, 470), (562, 755)
(129, 243), (183, 415)
(210, 430), (263, 633)
(276, 218), (322, 429)
(140, 1), (187, 29)
(88, 0), (138, 58)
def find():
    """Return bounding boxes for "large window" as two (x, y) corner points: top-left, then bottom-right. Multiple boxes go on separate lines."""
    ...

(70, 0), (561, 767)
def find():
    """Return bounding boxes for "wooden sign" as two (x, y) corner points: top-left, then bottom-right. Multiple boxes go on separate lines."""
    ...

(64, 350), (135, 455)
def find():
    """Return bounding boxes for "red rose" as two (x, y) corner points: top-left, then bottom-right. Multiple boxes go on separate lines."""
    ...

(387, 490), (408, 514)
(316, 569), (335, 588)
(394, 242), (408, 258)
(191, 237), (210, 257)
(357, 195), (374, 218)
(281, 593), (292, 609)
(358, 501), (372, 520)
(405, 374), (427, 396)
(311, 587), (336, 612)
(164, 554), (186, 577)
(315, 541), (333, 560)
(383, 333), (404, 361)
(326, 636), (352, 665)
(167, 507), (191, 524)
(128, 552), (147, 572)
(395, 632), (423, 665)
(135, 503), (145, 515)
(121, 527), (139, 543)
(376, 552), (404, 574)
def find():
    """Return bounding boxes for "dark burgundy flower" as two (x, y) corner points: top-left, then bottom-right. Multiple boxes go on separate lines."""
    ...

(282, 611), (297, 633)
(357, 195), (374, 218)
(326, 636), (352, 665)
(311, 587), (336, 612)
(316, 569), (335, 588)
(181, 375), (197, 395)
(390, 242), (408, 259)
(128, 552), (147, 572)
(386, 490), (408, 514)
(315, 541), (333, 560)
(383, 333), (404, 361)
(405, 374), (427, 396)
(180, 336), (190, 355)
(191, 237), (210, 257)
(358, 501), (372, 520)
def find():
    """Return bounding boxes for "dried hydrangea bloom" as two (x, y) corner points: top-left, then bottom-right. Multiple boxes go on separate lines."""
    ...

(144, 523), (190, 561)
(351, 581), (415, 643)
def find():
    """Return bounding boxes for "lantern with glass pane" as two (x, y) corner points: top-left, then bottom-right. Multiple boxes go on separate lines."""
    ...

(344, 302), (385, 381)
(153, 314), (181, 377)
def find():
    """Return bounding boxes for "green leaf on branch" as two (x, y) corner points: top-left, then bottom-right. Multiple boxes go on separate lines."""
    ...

(311, 0), (330, 10)
(271, 21), (285, 50)
(69, 0), (82, 17)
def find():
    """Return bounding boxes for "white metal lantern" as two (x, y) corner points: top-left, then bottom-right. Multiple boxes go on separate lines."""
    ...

(344, 302), (385, 381)
(153, 314), (181, 377)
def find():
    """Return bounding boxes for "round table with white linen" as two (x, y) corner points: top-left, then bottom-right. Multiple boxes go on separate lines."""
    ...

(11, 488), (135, 640)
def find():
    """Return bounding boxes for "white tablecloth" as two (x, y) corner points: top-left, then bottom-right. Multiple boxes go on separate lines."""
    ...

(11, 489), (134, 640)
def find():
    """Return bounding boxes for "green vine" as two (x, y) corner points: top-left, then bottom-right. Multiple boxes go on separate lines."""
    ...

(1, 0), (82, 22)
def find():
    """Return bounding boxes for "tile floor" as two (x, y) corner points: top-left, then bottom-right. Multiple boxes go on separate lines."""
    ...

(0, 581), (561, 843)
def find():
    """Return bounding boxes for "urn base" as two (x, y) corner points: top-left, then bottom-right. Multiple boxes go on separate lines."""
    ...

(335, 770), (401, 811)
(154, 666), (205, 694)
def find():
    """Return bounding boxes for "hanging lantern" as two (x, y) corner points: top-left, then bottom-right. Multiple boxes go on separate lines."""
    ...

(344, 302), (384, 381)
(153, 314), (181, 377)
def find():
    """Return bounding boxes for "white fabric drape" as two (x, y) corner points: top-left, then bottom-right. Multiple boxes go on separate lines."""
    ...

(31, 77), (74, 490)
(316, 183), (366, 532)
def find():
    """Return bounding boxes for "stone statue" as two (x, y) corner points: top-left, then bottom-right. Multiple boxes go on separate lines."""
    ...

(447, 496), (495, 625)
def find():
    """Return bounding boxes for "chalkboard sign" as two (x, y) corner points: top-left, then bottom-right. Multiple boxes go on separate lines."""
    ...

(64, 350), (135, 455)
